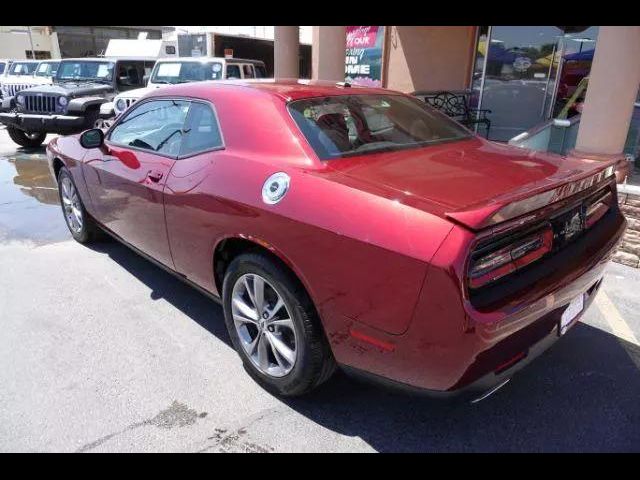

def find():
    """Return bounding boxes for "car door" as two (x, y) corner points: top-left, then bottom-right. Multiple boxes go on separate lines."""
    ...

(82, 98), (191, 268)
(163, 100), (226, 289)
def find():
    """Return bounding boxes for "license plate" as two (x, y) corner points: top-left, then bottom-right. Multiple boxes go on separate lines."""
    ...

(560, 294), (584, 335)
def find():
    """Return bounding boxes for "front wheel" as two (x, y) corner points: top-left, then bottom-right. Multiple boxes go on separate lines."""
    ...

(57, 167), (101, 243)
(222, 253), (336, 396)
(6, 126), (46, 148)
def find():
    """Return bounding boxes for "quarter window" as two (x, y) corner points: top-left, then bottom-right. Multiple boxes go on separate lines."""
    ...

(180, 102), (224, 157)
(109, 99), (190, 156)
(254, 65), (267, 78)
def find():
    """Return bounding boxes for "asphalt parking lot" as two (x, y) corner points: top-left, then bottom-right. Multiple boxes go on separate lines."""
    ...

(1, 126), (639, 452)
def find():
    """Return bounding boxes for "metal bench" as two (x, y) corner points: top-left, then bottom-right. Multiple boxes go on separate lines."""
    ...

(413, 90), (492, 138)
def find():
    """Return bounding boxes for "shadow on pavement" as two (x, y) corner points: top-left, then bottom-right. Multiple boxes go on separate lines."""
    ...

(88, 239), (640, 452)
(88, 239), (232, 348)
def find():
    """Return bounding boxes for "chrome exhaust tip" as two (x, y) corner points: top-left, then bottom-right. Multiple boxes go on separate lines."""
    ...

(470, 378), (511, 404)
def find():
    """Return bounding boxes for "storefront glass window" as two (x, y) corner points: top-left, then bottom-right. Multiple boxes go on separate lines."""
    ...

(472, 26), (599, 142)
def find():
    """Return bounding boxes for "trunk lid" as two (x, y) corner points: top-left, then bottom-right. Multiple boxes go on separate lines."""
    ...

(326, 137), (616, 230)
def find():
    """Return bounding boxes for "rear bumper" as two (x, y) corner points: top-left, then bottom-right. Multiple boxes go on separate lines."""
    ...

(335, 207), (626, 398)
(342, 275), (603, 402)
(0, 112), (86, 134)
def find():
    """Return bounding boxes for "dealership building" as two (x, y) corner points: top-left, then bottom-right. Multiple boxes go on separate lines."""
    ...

(2, 25), (638, 176)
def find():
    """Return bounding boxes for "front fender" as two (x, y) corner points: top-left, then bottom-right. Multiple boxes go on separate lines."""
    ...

(99, 101), (114, 119)
(1, 96), (15, 112)
(67, 97), (108, 114)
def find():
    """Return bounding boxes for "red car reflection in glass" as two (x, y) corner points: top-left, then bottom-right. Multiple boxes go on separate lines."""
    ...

(46, 80), (626, 400)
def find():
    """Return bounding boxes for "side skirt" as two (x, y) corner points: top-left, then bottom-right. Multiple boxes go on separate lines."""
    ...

(95, 222), (222, 305)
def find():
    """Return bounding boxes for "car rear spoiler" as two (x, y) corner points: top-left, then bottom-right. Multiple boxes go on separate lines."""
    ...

(445, 164), (616, 231)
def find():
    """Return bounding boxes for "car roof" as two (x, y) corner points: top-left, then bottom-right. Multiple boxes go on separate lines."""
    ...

(150, 79), (400, 102)
(60, 57), (157, 62)
(155, 56), (265, 65)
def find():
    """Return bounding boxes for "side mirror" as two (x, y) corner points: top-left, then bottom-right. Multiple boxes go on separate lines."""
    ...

(80, 128), (104, 149)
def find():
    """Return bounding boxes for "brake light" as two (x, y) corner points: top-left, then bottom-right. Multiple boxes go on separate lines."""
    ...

(469, 226), (553, 289)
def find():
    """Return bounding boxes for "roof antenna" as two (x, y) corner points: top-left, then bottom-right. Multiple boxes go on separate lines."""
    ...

(336, 81), (351, 88)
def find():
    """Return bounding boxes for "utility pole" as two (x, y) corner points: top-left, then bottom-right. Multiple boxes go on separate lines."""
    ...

(26, 26), (36, 59)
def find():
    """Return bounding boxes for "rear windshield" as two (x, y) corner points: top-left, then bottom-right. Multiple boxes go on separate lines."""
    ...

(288, 94), (471, 160)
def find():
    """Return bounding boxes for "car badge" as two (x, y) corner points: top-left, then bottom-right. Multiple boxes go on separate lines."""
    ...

(262, 172), (290, 205)
(563, 211), (584, 241)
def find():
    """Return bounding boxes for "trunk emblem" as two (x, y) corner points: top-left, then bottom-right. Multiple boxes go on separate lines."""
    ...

(562, 211), (584, 241)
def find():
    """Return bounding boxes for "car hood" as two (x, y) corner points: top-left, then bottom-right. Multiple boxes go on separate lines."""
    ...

(326, 137), (616, 230)
(2, 74), (39, 84)
(117, 86), (159, 99)
(24, 81), (114, 97)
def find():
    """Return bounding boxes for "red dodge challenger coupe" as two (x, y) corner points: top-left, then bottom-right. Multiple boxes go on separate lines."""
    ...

(46, 80), (626, 400)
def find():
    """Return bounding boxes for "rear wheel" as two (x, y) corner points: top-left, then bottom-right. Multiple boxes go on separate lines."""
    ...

(57, 167), (101, 243)
(222, 253), (336, 396)
(7, 126), (46, 148)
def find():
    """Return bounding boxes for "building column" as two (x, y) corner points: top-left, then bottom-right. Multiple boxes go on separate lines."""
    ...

(274, 26), (299, 79)
(571, 26), (640, 182)
(312, 26), (346, 82)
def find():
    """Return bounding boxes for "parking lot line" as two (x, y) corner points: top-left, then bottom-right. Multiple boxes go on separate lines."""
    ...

(594, 290), (640, 346)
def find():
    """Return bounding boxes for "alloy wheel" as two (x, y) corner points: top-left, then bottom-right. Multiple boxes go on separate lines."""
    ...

(60, 176), (83, 234)
(231, 273), (298, 377)
(25, 132), (41, 140)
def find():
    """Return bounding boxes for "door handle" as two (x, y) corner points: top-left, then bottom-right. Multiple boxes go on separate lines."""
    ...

(147, 170), (164, 182)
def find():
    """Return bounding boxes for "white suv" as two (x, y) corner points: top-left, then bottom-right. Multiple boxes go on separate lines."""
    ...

(107, 57), (267, 121)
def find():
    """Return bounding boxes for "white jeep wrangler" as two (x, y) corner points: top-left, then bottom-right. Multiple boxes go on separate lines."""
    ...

(0, 60), (60, 100)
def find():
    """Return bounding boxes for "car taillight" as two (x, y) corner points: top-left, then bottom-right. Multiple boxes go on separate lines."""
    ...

(585, 190), (612, 229)
(469, 226), (553, 289)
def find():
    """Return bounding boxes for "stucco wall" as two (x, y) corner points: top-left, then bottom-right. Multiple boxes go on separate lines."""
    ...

(0, 27), (55, 59)
(383, 26), (476, 93)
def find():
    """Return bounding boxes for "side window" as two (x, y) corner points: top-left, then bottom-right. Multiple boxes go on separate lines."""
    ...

(109, 99), (190, 156)
(180, 102), (224, 157)
(226, 64), (241, 79)
(242, 64), (254, 79)
(254, 65), (267, 78)
(116, 61), (143, 89)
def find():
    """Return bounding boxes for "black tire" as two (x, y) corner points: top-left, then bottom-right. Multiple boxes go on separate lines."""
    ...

(7, 126), (46, 148)
(222, 252), (336, 396)
(84, 108), (100, 130)
(57, 167), (102, 244)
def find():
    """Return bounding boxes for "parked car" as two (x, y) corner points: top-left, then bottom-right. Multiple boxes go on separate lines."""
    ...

(0, 59), (13, 77)
(0, 59), (39, 100)
(46, 80), (626, 399)
(0, 59), (14, 98)
(0, 57), (156, 147)
(108, 57), (267, 121)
